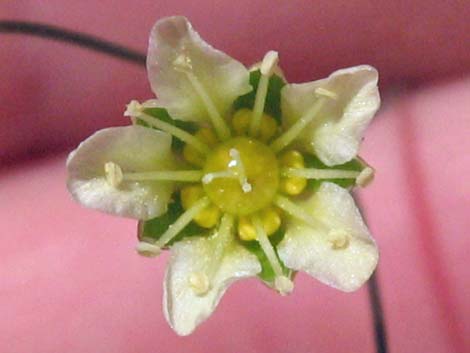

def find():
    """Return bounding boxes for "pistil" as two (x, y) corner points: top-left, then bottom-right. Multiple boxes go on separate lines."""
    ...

(202, 148), (253, 193)
(188, 213), (235, 295)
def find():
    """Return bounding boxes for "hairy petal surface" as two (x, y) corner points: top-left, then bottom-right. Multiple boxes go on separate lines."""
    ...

(282, 65), (380, 166)
(147, 16), (252, 123)
(278, 182), (378, 292)
(164, 234), (261, 336)
(67, 126), (175, 220)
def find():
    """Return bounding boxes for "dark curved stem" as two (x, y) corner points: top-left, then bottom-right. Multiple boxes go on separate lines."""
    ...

(0, 20), (146, 65)
(367, 272), (388, 353)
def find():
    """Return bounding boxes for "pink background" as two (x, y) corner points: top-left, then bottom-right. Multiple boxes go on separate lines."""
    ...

(1, 1), (469, 352)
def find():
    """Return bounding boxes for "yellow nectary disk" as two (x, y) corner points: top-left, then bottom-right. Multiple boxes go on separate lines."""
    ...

(203, 137), (279, 215)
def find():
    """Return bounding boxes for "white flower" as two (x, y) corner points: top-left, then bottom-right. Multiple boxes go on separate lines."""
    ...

(67, 16), (380, 335)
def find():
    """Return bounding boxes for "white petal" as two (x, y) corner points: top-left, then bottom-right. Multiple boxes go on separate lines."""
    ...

(147, 16), (252, 123)
(282, 65), (380, 166)
(164, 235), (260, 335)
(278, 182), (378, 292)
(66, 126), (175, 220)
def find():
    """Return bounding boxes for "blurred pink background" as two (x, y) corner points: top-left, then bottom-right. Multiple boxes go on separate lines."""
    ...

(1, 1), (469, 352)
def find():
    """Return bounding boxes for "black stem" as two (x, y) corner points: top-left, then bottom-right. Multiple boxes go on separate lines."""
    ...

(0, 20), (146, 65)
(367, 270), (388, 353)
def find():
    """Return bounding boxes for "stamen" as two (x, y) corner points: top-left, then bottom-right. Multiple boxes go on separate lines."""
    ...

(189, 213), (235, 296)
(282, 168), (361, 180)
(123, 170), (203, 183)
(270, 97), (325, 153)
(155, 197), (211, 248)
(274, 195), (329, 232)
(136, 241), (162, 257)
(138, 112), (210, 155)
(173, 55), (231, 141)
(252, 215), (293, 295)
(249, 51), (279, 137)
(104, 162), (123, 187)
(229, 149), (252, 193)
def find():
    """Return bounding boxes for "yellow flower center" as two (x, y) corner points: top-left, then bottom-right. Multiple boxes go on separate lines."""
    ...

(202, 137), (279, 216)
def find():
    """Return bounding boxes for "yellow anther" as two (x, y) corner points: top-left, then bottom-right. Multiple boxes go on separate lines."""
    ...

(232, 109), (251, 136)
(280, 177), (307, 195)
(260, 207), (282, 236)
(232, 109), (278, 142)
(238, 216), (257, 241)
(279, 150), (307, 195)
(259, 114), (278, 142)
(279, 150), (305, 168)
(197, 128), (218, 146)
(183, 128), (218, 167)
(180, 185), (221, 228)
(238, 207), (281, 241)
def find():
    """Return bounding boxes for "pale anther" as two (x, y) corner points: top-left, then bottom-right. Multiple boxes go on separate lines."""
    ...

(315, 87), (338, 100)
(124, 99), (143, 117)
(189, 272), (211, 295)
(274, 275), (294, 295)
(173, 54), (193, 72)
(328, 229), (350, 250)
(136, 241), (162, 257)
(104, 162), (123, 188)
(260, 50), (279, 76)
(356, 167), (375, 187)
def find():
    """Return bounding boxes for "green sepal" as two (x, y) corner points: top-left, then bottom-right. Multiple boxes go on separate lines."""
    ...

(233, 70), (286, 123)
(138, 195), (206, 247)
(137, 107), (197, 150)
(238, 228), (293, 285)
(304, 154), (365, 189)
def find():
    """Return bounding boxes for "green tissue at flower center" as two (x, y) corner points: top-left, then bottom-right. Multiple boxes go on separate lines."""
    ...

(202, 137), (279, 215)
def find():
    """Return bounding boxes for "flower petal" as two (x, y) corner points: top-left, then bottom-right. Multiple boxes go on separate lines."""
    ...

(277, 182), (378, 292)
(147, 16), (252, 123)
(163, 234), (261, 335)
(281, 65), (380, 166)
(66, 126), (175, 220)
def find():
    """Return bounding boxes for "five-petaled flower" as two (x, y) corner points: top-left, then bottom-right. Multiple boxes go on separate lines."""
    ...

(67, 16), (380, 335)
